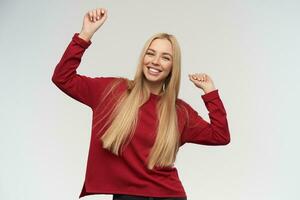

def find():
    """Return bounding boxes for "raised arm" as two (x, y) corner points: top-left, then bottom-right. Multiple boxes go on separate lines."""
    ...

(180, 90), (230, 145)
(179, 73), (230, 145)
(52, 8), (113, 109)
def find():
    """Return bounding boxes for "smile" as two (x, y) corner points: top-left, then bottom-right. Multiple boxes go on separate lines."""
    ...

(147, 67), (162, 76)
(147, 66), (162, 73)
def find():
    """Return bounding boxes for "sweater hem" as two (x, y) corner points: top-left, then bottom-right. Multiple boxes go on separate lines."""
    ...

(79, 182), (187, 199)
(73, 33), (92, 48)
(201, 89), (219, 102)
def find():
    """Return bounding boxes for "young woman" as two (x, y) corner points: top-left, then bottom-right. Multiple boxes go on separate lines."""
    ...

(52, 8), (230, 200)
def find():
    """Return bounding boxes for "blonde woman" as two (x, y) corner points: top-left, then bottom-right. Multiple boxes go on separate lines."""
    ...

(52, 7), (230, 200)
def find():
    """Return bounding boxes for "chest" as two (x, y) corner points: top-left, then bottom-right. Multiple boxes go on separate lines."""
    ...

(131, 99), (159, 148)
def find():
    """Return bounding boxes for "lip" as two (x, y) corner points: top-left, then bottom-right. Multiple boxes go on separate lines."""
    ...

(147, 66), (162, 72)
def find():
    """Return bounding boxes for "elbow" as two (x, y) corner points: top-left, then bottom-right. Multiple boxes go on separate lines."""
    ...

(216, 131), (230, 145)
(204, 127), (231, 145)
(223, 137), (231, 145)
(51, 69), (58, 83)
(51, 74), (57, 84)
(51, 75), (60, 87)
(51, 65), (62, 85)
(51, 72), (62, 86)
(221, 133), (231, 145)
(218, 127), (231, 145)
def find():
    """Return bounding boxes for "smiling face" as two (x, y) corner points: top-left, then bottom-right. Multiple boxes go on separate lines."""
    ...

(143, 38), (173, 89)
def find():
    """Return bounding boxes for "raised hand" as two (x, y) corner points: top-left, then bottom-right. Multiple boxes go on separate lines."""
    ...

(188, 73), (216, 94)
(79, 8), (108, 41)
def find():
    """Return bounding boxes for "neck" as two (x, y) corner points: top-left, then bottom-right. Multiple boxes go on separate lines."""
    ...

(144, 79), (164, 95)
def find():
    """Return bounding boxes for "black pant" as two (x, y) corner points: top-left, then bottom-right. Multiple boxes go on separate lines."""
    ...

(112, 194), (187, 200)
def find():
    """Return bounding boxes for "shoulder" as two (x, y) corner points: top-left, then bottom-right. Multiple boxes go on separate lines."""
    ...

(176, 97), (201, 122)
(92, 76), (129, 88)
(175, 98), (193, 119)
(94, 76), (129, 105)
(176, 98), (193, 111)
(93, 76), (126, 83)
(175, 98), (196, 131)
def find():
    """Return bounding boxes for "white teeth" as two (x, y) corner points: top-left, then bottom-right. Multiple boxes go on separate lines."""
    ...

(149, 67), (160, 73)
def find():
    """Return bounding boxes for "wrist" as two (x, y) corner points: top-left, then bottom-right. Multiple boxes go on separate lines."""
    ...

(204, 88), (216, 94)
(78, 31), (93, 42)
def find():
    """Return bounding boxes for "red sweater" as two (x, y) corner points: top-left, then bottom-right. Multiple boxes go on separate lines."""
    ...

(52, 33), (230, 199)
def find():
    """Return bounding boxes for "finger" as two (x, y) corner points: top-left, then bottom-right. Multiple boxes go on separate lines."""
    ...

(102, 8), (108, 20)
(101, 8), (105, 15)
(89, 10), (95, 22)
(196, 73), (202, 81)
(90, 9), (94, 21)
(95, 8), (107, 23)
(92, 9), (97, 22)
(189, 74), (197, 82)
(200, 73), (205, 81)
(198, 73), (205, 81)
(88, 11), (93, 21)
(196, 77), (202, 82)
(96, 8), (101, 20)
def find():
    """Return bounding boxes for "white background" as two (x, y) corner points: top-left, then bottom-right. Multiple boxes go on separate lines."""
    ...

(1, 0), (299, 199)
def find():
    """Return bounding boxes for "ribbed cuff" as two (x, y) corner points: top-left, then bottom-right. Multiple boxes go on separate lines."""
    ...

(201, 89), (219, 102)
(72, 33), (92, 49)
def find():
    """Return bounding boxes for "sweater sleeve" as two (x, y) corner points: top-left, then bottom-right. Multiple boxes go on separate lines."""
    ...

(180, 89), (231, 145)
(51, 33), (116, 109)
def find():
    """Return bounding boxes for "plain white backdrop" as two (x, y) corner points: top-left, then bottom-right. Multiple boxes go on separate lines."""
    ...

(1, 0), (299, 199)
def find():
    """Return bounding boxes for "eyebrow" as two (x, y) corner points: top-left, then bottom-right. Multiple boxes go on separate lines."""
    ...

(147, 48), (173, 58)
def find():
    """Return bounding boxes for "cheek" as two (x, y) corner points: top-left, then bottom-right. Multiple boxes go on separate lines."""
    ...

(143, 57), (150, 65)
(163, 62), (172, 71)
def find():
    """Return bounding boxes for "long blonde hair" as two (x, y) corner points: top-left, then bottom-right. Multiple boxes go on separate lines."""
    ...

(93, 33), (183, 170)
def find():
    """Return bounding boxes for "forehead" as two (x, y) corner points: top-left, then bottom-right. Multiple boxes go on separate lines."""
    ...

(148, 38), (173, 55)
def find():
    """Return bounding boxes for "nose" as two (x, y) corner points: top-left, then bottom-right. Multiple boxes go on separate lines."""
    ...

(151, 55), (160, 65)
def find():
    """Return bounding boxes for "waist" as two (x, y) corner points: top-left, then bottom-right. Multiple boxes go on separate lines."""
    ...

(113, 194), (187, 200)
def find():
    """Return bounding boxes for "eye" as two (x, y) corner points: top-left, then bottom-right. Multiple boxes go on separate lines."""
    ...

(163, 57), (170, 61)
(146, 52), (154, 56)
